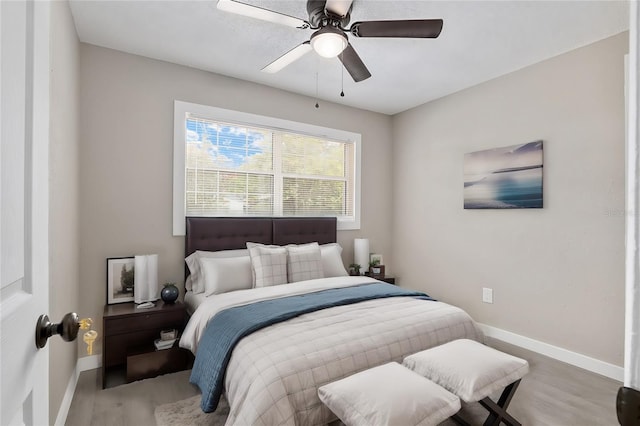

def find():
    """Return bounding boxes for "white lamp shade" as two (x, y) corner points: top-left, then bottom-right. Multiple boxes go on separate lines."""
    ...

(354, 238), (369, 275)
(134, 254), (159, 303)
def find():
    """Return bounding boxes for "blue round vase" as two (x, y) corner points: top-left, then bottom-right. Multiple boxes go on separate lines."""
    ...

(161, 284), (179, 304)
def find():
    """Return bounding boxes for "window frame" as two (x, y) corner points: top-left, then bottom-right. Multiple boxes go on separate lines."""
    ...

(173, 100), (361, 235)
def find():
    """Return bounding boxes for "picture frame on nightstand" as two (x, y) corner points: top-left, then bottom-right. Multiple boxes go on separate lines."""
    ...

(369, 254), (385, 279)
(370, 264), (386, 279)
(370, 254), (384, 265)
(107, 257), (135, 304)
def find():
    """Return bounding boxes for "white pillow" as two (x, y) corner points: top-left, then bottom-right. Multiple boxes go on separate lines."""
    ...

(185, 249), (249, 294)
(247, 243), (288, 287)
(199, 256), (253, 295)
(286, 243), (324, 283)
(184, 275), (194, 292)
(320, 243), (348, 277)
(318, 362), (461, 426)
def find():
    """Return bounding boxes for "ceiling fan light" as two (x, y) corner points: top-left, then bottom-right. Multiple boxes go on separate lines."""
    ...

(310, 27), (348, 58)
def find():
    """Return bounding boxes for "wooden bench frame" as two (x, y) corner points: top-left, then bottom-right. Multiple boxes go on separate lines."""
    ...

(452, 379), (522, 426)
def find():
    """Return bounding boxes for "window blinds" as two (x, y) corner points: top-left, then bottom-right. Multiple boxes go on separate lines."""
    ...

(185, 115), (355, 219)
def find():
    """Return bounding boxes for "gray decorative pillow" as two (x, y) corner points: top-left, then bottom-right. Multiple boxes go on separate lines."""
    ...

(287, 243), (324, 283)
(247, 243), (288, 287)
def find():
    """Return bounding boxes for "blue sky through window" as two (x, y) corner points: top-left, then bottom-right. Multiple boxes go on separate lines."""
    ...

(186, 118), (268, 169)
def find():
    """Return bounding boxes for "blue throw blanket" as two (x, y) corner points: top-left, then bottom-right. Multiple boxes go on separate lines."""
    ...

(190, 282), (433, 412)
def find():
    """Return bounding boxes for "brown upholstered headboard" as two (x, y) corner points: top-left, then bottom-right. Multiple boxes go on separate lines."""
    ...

(185, 217), (273, 257)
(272, 218), (337, 246)
(184, 217), (337, 275)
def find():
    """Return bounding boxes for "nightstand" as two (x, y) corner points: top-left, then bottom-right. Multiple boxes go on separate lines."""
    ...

(102, 301), (191, 388)
(365, 273), (396, 285)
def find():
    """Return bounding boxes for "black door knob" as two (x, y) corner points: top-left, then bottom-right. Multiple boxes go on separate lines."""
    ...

(35, 312), (80, 349)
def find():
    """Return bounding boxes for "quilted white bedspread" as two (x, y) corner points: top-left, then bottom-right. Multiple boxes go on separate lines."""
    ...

(181, 277), (484, 426)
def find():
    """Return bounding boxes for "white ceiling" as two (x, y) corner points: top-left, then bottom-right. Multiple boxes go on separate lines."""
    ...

(68, 0), (629, 115)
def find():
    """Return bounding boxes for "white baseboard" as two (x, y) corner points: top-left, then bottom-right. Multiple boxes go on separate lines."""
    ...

(77, 354), (101, 372)
(53, 355), (102, 426)
(53, 365), (79, 426)
(478, 323), (624, 382)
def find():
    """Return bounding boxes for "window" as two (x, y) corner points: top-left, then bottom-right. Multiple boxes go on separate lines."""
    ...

(173, 101), (361, 235)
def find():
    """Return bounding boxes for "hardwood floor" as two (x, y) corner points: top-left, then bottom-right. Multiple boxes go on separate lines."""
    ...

(65, 338), (621, 426)
(446, 339), (621, 426)
(65, 369), (198, 426)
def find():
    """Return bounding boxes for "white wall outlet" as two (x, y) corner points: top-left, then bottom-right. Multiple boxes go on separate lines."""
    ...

(482, 287), (493, 304)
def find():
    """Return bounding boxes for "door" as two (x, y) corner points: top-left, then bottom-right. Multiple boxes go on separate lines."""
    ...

(1, 1), (50, 425)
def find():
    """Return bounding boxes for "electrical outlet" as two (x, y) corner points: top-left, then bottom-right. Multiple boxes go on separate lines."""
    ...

(482, 287), (493, 304)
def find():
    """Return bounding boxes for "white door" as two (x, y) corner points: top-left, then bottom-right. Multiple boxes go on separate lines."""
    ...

(1, 1), (50, 425)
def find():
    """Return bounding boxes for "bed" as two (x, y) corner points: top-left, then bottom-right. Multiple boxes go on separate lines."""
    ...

(178, 217), (484, 426)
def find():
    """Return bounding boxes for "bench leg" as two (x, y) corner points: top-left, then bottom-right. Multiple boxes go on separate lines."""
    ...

(479, 379), (521, 426)
(451, 413), (472, 426)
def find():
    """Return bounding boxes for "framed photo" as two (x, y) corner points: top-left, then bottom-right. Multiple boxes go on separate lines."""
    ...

(370, 254), (384, 266)
(369, 254), (385, 279)
(369, 264), (385, 279)
(107, 257), (135, 304)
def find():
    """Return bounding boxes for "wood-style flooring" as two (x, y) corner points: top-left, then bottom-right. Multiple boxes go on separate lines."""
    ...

(65, 338), (621, 426)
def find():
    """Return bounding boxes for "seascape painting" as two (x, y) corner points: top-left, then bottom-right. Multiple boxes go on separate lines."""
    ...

(464, 141), (543, 209)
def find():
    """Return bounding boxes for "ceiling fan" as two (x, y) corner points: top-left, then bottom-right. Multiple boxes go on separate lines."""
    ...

(217, 0), (444, 82)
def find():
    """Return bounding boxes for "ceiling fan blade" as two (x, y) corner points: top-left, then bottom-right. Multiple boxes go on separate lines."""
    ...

(350, 19), (443, 38)
(325, 0), (353, 17)
(262, 42), (312, 74)
(339, 44), (371, 82)
(217, 0), (308, 29)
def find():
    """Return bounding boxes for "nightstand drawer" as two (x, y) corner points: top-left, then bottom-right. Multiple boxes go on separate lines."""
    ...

(105, 309), (184, 336)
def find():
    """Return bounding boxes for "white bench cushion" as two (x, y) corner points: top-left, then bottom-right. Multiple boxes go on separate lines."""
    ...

(318, 362), (460, 426)
(403, 339), (529, 403)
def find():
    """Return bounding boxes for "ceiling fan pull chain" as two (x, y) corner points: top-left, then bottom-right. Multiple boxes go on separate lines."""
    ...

(315, 70), (320, 108)
(340, 55), (345, 97)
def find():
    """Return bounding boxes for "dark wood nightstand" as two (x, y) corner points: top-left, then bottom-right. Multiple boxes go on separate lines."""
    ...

(102, 301), (191, 388)
(364, 273), (396, 285)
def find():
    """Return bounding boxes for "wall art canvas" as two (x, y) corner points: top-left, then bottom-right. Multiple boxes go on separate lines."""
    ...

(464, 141), (543, 209)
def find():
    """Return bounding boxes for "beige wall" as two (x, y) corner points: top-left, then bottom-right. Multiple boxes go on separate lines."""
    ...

(78, 44), (393, 357)
(49, 1), (81, 423)
(392, 32), (628, 365)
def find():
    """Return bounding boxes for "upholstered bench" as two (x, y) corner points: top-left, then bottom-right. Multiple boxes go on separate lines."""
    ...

(318, 362), (461, 426)
(403, 339), (529, 426)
